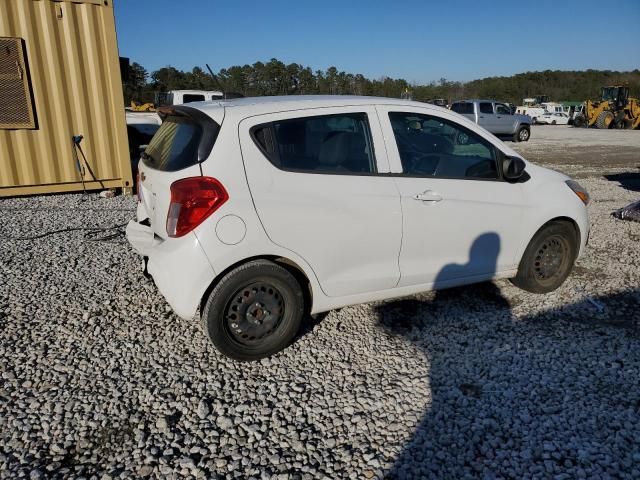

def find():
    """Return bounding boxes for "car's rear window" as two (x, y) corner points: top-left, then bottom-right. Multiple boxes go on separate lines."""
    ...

(143, 115), (203, 171)
(451, 102), (474, 114)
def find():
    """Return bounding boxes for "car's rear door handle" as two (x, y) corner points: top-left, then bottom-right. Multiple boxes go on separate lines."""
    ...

(413, 190), (442, 202)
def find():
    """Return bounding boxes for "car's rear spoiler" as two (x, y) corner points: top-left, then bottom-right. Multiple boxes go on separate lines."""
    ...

(157, 105), (221, 163)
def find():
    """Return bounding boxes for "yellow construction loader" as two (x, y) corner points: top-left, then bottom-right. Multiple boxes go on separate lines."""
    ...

(129, 101), (156, 112)
(573, 86), (640, 129)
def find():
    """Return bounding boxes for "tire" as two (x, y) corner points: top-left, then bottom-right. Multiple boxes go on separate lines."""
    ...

(201, 260), (305, 361)
(511, 221), (578, 294)
(513, 126), (530, 142)
(551, 120), (556, 125)
(595, 111), (614, 129)
(573, 115), (586, 128)
(532, 117), (537, 124)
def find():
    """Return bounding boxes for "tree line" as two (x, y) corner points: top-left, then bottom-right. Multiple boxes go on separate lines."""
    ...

(123, 58), (640, 106)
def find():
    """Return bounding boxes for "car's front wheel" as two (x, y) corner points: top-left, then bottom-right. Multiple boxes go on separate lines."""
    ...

(201, 260), (305, 361)
(511, 221), (578, 293)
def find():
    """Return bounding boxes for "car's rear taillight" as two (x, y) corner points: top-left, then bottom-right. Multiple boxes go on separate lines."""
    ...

(136, 172), (141, 203)
(166, 177), (229, 238)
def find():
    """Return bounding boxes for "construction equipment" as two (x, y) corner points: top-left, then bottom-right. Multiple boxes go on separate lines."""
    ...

(573, 86), (640, 129)
(129, 101), (156, 112)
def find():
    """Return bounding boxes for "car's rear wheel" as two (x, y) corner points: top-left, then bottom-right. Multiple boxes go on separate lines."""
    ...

(513, 126), (530, 142)
(201, 260), (304, 361)
(511, 221), (577, 293)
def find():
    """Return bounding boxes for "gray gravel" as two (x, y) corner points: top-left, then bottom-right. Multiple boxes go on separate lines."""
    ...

(0, 174), (639, 479)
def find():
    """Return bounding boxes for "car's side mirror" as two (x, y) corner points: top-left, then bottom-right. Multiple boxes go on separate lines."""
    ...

(502, 155), (526, 181)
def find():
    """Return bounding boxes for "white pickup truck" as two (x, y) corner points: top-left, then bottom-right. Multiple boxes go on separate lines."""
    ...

(155, 90), (225, 106)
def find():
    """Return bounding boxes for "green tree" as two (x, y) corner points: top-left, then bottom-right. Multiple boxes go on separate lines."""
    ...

(122, 62), (148, 104)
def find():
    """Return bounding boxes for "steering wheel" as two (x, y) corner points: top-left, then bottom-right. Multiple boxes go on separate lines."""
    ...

(408, 153), (441, 176)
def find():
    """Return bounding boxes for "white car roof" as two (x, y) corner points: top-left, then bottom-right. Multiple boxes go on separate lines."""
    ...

(191, 95), (450, 118)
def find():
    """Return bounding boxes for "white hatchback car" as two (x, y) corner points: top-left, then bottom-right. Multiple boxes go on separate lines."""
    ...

(127, 96), (590, 360)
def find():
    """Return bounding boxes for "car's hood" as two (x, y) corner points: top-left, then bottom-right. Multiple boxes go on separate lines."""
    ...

(523, 162), (571, 182)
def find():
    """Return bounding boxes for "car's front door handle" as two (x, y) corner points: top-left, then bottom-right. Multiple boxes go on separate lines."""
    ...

(413, 190), (442, 202)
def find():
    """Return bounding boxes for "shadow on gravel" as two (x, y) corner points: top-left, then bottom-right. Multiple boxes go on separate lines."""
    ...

(376, 284), (640, 479)
(605, 171), (640, 192)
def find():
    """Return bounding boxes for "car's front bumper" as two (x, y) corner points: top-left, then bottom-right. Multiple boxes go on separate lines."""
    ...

(126, 220), (215, 320)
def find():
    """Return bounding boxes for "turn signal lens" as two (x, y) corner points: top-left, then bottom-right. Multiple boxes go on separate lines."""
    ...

(167, 177), (229, 238)
(565, 180), (590, 205)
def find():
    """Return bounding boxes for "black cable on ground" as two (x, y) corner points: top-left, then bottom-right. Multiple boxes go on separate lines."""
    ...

(0, 223), (129, 242)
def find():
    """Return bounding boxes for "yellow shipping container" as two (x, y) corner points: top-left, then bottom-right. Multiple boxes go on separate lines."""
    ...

(0, 0), (132, 196)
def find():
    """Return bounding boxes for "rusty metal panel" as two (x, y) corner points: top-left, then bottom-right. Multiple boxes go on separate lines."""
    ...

(0, 0), (133, 196)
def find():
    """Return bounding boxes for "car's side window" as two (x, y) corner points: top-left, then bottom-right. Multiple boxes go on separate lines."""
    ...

(389, 112), (498, 180)
(495, 104), (510, 115)
(450, 102), (474, 115)
(251, 113), (376, 174)
(479, 102), (494, 114)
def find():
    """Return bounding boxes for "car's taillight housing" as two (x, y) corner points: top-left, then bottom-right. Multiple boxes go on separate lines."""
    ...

(136, 172), (142, 203)
(166, 177), (229, 238)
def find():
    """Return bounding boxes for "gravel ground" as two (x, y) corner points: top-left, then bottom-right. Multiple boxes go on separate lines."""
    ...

(513, 126), (640, 178)
(1, 169), (639, 479)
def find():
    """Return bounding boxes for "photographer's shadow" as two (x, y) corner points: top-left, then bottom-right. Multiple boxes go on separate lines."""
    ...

(375, 233), (640, 479)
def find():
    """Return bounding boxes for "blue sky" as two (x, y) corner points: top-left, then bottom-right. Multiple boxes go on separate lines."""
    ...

(114, 0), (640, 83)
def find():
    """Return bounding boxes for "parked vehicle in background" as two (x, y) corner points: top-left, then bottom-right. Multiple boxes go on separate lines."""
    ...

(126, 96), (589, 360)
(155, 90), (225, 106)
(450, 100), (532, 141)
(523, 95), (549, 106)
(516, 102), (569, 124)
(536, 112), (570, 125)
(426, 98), (448, 108)
(125, 111), (162, 176)
(573, 85), (640, 129)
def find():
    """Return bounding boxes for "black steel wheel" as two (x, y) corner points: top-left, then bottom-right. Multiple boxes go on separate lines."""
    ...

(511, 221), (578, 293)
(201, 260), (304, 361)
(532, 234), (571, 287)
(225, 281), (285, 345)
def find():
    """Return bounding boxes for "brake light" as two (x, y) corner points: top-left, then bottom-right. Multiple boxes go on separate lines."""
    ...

(167, 177), (229, 238)
(136, 172), (141, 203)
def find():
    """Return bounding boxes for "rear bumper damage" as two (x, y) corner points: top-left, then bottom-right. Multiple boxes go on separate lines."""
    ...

(126, 220), (215, 320)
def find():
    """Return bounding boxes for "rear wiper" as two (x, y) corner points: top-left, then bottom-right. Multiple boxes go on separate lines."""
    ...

(141, 151), (156, 164)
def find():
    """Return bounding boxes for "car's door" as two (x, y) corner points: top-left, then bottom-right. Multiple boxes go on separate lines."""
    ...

(377, 105), (526, 288)
(239, 107), (402, 297)
(495, 103), (516, 134)
(477, 101), (499, 133)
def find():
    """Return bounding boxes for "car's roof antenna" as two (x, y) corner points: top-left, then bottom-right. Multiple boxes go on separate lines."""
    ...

(206, 64), (244, 100)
